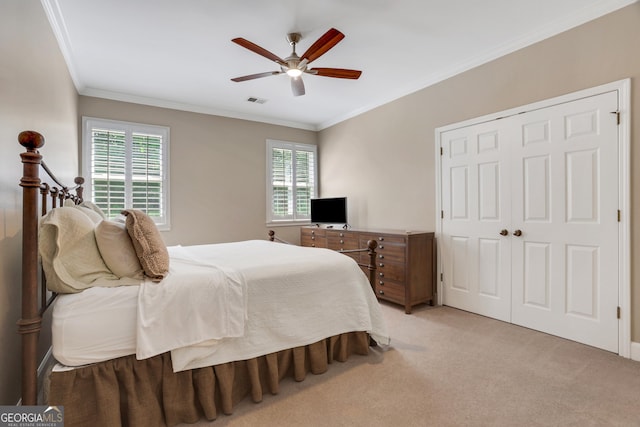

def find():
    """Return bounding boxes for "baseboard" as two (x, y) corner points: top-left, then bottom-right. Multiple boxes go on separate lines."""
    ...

(630, 341), (640, 362)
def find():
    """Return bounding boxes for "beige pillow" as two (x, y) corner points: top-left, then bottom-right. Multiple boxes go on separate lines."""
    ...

(95, 220), (145, 279)
(62, 199), (103, 224)
(39, 207), (140, 293)
(121, 209), (169, 282)
(80, 200), (107, 220)
(75, 205), (103, 224)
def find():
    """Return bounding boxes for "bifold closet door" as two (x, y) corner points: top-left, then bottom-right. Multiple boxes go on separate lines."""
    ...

(441, 90), (619, 352)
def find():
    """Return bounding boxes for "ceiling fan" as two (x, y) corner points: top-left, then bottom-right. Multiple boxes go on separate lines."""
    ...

(230, 28), (362, 97)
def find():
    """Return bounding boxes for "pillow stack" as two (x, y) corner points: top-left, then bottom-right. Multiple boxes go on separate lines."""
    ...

(39, 203), (169, 293)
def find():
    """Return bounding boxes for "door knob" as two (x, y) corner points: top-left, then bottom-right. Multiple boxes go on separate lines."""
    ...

(500, 229), (509, 236)
(513, 229), (522, 237)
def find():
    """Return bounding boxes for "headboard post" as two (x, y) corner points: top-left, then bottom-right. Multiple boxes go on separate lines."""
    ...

(18, 130), (45, 405)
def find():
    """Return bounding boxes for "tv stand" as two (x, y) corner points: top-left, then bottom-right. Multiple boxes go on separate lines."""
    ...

(300, 226), (435, 314)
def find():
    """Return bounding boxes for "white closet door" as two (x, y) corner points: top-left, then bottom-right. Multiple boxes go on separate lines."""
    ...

(440, 120), (513, 322)
(510, 91), (619, 352)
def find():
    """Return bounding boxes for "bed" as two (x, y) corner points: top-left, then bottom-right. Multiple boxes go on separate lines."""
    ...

(17, 130), (389, 426)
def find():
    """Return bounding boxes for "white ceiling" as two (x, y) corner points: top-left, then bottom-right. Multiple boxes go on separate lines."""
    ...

(43, 0), (635, 130)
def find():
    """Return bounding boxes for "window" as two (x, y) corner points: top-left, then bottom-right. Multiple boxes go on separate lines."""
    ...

(266, 139), (317, 224)
(82, 117), (170, 230)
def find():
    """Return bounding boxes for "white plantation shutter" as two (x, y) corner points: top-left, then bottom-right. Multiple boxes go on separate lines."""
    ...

(83, 117), (170, 229)
(267, 140), (317, 223)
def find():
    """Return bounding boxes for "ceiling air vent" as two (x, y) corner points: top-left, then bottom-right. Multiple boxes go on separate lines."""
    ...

(247, 97), (267, 104)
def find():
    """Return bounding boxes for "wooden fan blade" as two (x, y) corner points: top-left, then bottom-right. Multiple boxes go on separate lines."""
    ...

(300, 28), (345, 64)
(231, 71), (281, 82)
(232, 38), (287, 66)
(308, 68), (362, 79)
(291, 77), (305, 96)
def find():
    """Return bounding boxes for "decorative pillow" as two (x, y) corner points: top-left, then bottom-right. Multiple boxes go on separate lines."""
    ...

(39, 207), (140, 293)
(95, 220), (145, 279)
(121, 209), (169, 282)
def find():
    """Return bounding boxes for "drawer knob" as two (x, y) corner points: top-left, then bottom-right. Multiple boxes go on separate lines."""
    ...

(378, 237), (384, 241)
(379, 280), (384, 285)
(379, 263), (384, 267)
(311, 230), (315, 234)
(311, 236), (315, 240)
(378, 255), (384, 259)
(312, 244), (316, 247)
(339, 232), (344, 237)
(340, 239), (344, 244)
(379, 272), (384, 277)
(379, 245), (384, 249)
(378, 290), (385, 295)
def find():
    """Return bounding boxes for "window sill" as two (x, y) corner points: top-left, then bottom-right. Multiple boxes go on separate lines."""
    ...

(266, 220), (310, 228)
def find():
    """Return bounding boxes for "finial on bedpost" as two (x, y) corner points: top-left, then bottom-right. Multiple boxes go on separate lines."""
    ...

(74, 177), (84, 203)
(18, 130), (45, 151)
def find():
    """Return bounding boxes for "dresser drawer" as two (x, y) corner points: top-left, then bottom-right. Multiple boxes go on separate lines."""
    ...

(301, 228), (327, 247)
(326, 230), (359, 260)
(301, 228), (326, 238)
(376, 262), (405, 282)
(360, 233), (406, 246)
(375, 280), (405, 304)
(327, 234), (359, 251)
(301, 235), (326, 247)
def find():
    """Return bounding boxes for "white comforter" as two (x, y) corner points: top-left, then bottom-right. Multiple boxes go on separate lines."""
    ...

(156, 240), (389, 372)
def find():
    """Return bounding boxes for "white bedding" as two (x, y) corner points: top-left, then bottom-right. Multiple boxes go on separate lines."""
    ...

(52, 285), (139, 366)
(52, 240), (389, 371)
(136, 247), (247, 359)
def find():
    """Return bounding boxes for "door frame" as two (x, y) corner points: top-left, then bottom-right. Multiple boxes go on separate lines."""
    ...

(434, 79), (631, 357)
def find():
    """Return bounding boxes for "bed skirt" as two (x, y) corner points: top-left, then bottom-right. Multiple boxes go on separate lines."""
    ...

(47, 331), (370, 427)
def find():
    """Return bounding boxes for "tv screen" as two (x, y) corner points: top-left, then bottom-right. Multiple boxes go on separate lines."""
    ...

(310, 197), (347, 224)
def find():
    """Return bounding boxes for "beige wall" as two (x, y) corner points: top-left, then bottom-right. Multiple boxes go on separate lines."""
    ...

(0, 0), (79, 404)
(319, 4), (640, 339)
(79, 97), (317, 246)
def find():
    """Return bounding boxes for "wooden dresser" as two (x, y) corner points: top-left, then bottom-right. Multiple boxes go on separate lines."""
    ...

(300, 227), (435, 314)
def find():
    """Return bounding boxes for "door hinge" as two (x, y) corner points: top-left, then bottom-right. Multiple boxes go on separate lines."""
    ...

(618, 210), (621, 222)
(440, 273), (443, 281)
(440, 146), (443, 156)
(617, 306), (621, 319)
(441, 210), (444, 219)
(610, 111), (620, 125)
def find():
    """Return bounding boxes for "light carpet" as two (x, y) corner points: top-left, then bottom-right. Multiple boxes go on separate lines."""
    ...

(185, 302), (640, 427)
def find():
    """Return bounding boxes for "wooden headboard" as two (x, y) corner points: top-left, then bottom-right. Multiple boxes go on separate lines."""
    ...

(18, 130), (84, 405)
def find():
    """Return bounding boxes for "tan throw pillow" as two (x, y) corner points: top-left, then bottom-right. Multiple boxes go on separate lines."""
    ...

(95, 220), (145, 279)
(39, 207), (140, 293)
(121, 209), (169, 282)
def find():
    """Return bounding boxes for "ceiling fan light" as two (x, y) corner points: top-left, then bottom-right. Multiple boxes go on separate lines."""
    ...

(286, 68), (302, 77)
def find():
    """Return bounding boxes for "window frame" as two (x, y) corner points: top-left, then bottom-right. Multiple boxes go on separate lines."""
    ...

(266, 139), (318, 226)
(82, 116), (171, 230)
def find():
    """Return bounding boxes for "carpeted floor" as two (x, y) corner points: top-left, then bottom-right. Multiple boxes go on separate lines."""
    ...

(185, 302), (640, 426)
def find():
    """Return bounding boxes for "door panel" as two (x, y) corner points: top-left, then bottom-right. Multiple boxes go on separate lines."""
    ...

(441, 121), (512, 322)
(510, 90), (619, 352)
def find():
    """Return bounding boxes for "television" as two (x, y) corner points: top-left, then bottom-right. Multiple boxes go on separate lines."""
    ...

(310, 197), (347, 225)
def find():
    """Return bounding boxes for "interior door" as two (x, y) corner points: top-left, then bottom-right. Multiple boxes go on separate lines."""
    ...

(440, 119), (513, 322)
(510, 91), (619, 352)
(440, 90), (620, 353)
